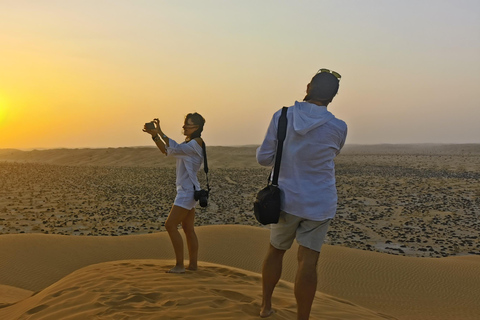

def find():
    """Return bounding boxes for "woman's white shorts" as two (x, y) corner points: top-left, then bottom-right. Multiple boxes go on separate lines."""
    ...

(174, 189), (197, 210)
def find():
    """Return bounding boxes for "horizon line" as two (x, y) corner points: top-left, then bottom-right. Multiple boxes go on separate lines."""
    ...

(2, 142), (480, 152)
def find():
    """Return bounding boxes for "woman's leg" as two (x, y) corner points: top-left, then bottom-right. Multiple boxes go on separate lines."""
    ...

(181, 207), (198, 270)
(164, 205), (192, 273)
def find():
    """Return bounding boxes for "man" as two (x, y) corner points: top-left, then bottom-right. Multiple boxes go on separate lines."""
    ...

(256, 68), (347, 319)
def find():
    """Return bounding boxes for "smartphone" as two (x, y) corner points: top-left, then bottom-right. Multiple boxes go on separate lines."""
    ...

(145, 122), (155, 130)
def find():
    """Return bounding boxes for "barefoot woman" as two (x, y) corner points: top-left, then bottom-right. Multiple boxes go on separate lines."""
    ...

(144, 113), (206, 273)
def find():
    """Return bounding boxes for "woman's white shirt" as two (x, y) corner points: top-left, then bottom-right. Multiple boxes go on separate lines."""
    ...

(166, 139), (204, 191)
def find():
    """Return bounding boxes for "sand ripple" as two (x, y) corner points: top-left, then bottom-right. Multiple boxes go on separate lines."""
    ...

(0, 260), (391, 320)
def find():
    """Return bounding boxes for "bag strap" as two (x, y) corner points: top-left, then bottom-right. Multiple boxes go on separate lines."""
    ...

(271, 107), (288, 186)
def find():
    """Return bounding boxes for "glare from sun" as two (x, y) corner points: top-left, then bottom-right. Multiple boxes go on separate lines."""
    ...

(0, 96), (8, 125)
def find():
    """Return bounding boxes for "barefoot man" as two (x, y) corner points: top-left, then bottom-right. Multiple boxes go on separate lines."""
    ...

(256, 68), (347, 319)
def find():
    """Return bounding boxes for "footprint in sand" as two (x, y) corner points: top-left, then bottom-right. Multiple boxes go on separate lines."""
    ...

(51, 286), (80, 297)
(162, 300), (177, 307)
(119, 292), (163, 304)
(210, 289), (255, 303)
(26, 304), (49, 315)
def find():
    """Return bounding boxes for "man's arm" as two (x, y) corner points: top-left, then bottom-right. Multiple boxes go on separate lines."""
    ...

(256, 113), (279, 166)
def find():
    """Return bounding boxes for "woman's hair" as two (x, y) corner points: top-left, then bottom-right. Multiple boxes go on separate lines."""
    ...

(185, 112), (205, 140)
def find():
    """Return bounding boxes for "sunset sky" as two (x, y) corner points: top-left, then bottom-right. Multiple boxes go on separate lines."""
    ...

(1, 0), (479, 149)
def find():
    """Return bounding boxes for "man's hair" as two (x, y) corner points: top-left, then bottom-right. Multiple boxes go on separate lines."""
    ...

(303, 72), (340, 104)
(185, 112), (205, 140)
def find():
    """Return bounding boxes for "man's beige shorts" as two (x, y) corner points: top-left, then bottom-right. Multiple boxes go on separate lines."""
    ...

(270, 211), (331, 252)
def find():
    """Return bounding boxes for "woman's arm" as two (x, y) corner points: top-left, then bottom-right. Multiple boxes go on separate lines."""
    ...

(166, 138), (202, 158)
(155, 118), (170, 147)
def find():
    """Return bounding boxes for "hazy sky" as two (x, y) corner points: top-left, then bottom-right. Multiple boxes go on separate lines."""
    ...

(1, 0), (479, 149)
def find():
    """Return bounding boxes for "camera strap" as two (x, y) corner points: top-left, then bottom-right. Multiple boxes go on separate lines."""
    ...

(202, 141), (211, 193)
(270, 107), (288, 186)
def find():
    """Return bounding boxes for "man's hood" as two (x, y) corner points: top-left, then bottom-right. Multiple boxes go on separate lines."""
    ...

(291, 101), (335, 135)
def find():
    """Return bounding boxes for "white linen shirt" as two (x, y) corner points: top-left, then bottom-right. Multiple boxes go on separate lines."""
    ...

(256, 101), (347, 221)
(166, 139), (204, 192)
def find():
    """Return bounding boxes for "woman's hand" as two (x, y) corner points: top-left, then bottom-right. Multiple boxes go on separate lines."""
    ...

(143, 119), (160, 136)
(144, 118), (167, 154)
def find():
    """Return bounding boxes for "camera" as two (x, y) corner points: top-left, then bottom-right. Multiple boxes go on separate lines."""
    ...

(145, 122), (155, 130)
(194, 189), (209, 207)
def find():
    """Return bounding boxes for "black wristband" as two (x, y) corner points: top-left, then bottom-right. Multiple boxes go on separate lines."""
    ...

(152, 135), (160, 142)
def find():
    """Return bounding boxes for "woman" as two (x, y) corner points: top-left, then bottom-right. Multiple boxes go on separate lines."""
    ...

(143, 113), (206, 273)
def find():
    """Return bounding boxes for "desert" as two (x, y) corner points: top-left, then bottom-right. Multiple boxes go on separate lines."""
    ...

(0, 144), (479, 319)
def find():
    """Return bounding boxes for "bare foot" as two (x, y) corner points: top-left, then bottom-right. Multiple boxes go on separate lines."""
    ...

(187, 265), (198, 271)
(166, 265), (185, 274)
(260, 309), (275, 318)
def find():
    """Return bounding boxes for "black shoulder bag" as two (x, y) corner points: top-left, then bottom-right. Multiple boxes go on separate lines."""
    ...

(253, 107), (288, 225)
(194, 142), (210, 207)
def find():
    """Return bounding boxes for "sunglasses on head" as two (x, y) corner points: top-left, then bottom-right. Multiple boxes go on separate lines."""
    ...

(317, 68), (341, 80)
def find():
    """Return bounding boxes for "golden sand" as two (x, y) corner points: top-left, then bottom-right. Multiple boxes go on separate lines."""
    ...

(0, 145), (479, 319)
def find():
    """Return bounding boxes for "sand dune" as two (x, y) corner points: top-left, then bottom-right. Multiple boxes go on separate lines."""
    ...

(2, 144), (480, 168)
(0, 146), (260, 169)
(1, 225), (479, 319)
(0, 285), (33, 308)
(0, 259), (392, 320)
(341, 143), (480, 155)
(1, 145), (479, 319)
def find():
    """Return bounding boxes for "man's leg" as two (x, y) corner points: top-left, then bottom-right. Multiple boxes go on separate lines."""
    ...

(260, 244), (286, 318)
(295, 245), (320, 320)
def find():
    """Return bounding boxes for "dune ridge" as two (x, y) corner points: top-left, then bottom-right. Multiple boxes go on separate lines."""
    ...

(0, 260), (393, 320)
(0, 146), (258, 168)
(1, 144), (480, 168)
(1, 225), (479, 319)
